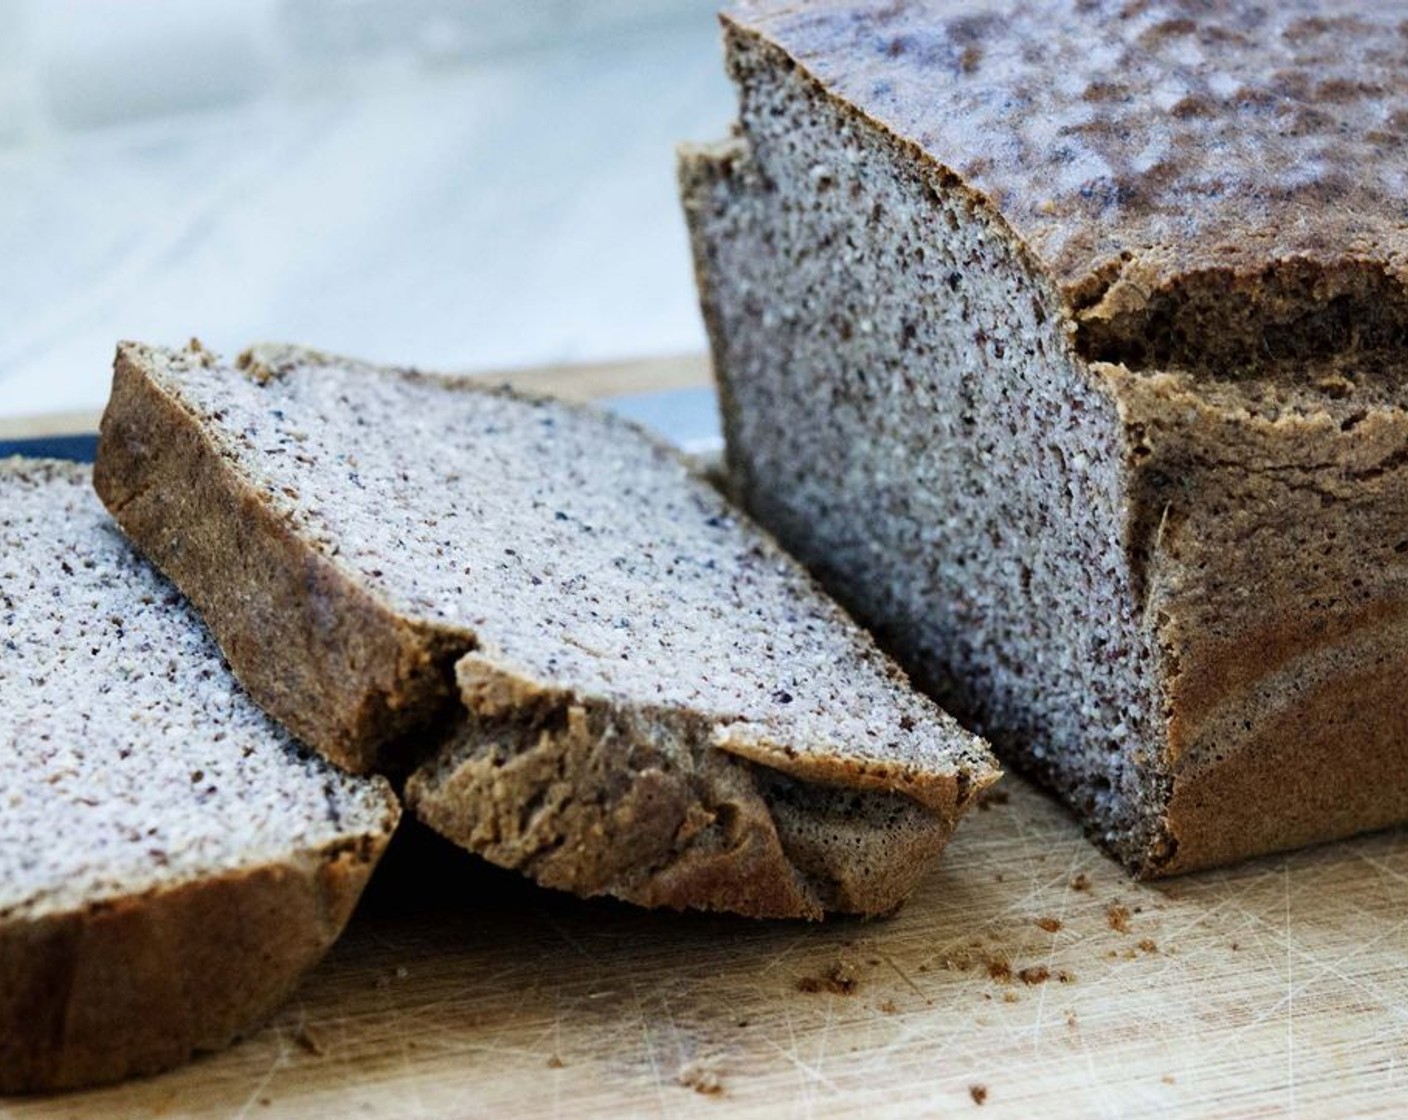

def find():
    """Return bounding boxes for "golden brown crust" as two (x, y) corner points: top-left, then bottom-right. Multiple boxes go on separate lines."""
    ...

(1105, 363), (1408, 872)
(0, 822), (393, 1094)
(95, 344), (474, 774)
(1158, 656), (1408, 875)
(726, 2), (1408, 313)
(407, 671), (956, 920)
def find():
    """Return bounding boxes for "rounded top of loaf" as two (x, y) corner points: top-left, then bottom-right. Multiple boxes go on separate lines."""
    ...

(0, 459), (396, 922)
(726, 0), (1408, 335)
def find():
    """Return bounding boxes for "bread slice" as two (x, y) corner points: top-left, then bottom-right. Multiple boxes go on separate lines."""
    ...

(94, 341), (998, 919)
(0, 459), (398, 1093)
(681, 1), (1408, 875)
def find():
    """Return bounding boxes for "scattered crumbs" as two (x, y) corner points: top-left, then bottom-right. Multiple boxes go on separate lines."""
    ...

(678, 1060), (724, 1096)
(1139, 938), (1158, 954)
(994, 872), (1006, 882)
(976, 788), (1010, 811)
(292, 1024), (324, 1057)
(1162, 1074), (1176, 1085)
(798, 960), (860, 995)
(1056, 969), (1076, 983)
(970, 1084), (989, 1105)
(1071, 872), (1092, 892)
(547, 1055), (565, 1070)
(1002, 991), (1021, 1004)
(1018, 966), (1051, 986)
(987, 960), (1012, 983)
(374, 965), (411, 989)
(1066, 1012), (1079, 1029)
(736, 1019), (750, 1029)
(1036, 917), (1062, 933)
(917, 963), (931, 973)
(1106, 950), (1119, 959)
(1107, 904), (1133, 934)
(1230, 941), (1240, 951)
(879, 999), (899, 1014)
(259, 1099), (272, 1109)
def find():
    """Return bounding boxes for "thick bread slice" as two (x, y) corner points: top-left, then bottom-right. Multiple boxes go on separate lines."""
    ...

(95, 341), (998, 919)
(1, 459), (398, 1094)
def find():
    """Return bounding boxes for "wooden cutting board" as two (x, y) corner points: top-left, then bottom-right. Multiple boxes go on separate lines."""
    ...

(7, 356), (1407, 1119)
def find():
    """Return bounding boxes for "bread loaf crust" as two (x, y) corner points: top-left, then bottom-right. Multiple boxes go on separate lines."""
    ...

(683, 2), (1408, 875)
(0, 824), (393, 1094)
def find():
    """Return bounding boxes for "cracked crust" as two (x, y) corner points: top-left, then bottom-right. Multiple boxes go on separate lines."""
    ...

(0, 838), (389, 1094)
(407, 659), (962, 919)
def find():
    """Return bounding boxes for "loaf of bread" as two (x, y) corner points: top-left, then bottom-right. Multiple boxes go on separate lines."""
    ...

(681, 0), (1408, 875)
(94, 341), (998, 919)
(0, 459), (398, 1093)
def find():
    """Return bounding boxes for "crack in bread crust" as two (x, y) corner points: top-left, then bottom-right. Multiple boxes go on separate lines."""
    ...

(406, 670), (949, 920)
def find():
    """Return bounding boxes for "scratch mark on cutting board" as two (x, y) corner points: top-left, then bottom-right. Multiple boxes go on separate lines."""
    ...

(1284, 864), (1296, 1115)
(1353, 848), (1408, 892)
(764, 1035), (841, 1096)
(877, 949), (926, 1000)
(632, 980), (670, 1115)
(1032, 842), (1086, 1048)
(551, 1013), (564, 1120)
(547, 916), (601, 966)
(756, 933), (808, 977)
(230, 1029), (290, 1120)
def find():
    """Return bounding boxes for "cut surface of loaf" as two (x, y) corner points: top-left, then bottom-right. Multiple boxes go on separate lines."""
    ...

(682, 0), (1408, 876)
(0, 459), (398, 1094)
(94, 341), (998, 919)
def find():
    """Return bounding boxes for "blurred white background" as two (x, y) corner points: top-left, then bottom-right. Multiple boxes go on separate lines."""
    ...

(0, 0), (734, 419)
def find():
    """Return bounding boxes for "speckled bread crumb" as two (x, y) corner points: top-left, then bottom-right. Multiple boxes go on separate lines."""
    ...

(683, 0), (1408, 875)
(95, 342), (998, 919)
(0, 459), (397, 1094)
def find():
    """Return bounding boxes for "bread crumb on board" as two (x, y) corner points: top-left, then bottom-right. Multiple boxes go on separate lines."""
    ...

(678, 1060), (725, 1096)
(1035, 916), (1062, 933)
(1071, 873), (1092, 892)
(975, 788), (1010, 811)
(1107, 903), (1133, 933)
(797, 959), (860, 994)
(970, 1084), (988, 1105)
(292, 1023), (325, 1057)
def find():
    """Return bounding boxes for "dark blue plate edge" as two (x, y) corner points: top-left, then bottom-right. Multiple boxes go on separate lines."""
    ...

(0, 435), (100, 463)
